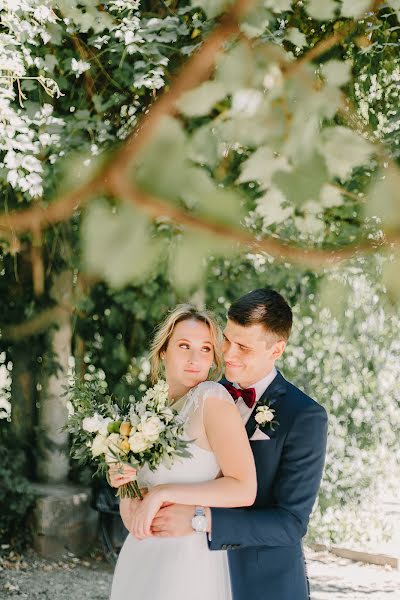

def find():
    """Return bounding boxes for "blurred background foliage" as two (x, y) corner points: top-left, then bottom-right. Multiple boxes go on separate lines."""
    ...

(0, 0), (399, 547)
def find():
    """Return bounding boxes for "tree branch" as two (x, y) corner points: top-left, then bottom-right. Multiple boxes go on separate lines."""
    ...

(110, 176), (398, 268)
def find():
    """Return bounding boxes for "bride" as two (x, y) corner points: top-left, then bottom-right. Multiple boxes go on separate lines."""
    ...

(108, 304), (256, 600)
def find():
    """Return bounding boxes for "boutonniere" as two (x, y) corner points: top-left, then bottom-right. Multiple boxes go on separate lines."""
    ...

(254, 403), (279, 430)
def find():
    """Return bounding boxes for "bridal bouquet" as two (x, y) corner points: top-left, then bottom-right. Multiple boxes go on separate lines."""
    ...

(65, 378), (191, 499)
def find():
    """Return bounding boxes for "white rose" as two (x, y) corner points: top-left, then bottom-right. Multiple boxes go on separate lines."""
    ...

(141, 416), (164, 442)
(82, 413), (112, 435)
(98, 417), (113, 436)
(129, 432), (150, 453)
(255, 406), (275, 424)
(91, 434), (108, 457)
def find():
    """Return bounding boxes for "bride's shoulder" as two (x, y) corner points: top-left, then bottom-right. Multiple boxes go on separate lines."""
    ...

(194, 380), (234, 404)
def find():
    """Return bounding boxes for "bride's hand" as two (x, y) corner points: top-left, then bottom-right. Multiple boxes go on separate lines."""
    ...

(108, 463), (137, 488)
(130, 487), (164, 540)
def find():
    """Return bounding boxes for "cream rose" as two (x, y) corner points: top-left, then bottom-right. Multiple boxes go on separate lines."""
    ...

(129, 432), (150, 453)
(141, 416), (164, 442)
(82, 413), (112, 436)
(255, 406), (275, 425)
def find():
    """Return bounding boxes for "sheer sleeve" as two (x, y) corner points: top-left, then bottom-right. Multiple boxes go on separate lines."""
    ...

(184, 382), (235, 452)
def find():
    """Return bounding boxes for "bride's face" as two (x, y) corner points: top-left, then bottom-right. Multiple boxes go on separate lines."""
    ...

(162, 319), (215, 394)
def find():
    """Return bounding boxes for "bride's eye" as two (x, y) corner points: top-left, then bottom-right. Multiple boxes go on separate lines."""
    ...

(179, 343), (190, 349)
(202, 346), (212, 352)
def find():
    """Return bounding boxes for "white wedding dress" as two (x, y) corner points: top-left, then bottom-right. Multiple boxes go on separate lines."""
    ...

(110, 381), (233, 600)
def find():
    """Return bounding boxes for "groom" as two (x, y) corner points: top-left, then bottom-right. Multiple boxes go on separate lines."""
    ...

(152, 289), (327, 600)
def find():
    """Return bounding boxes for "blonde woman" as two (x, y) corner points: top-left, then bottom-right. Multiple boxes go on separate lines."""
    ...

(109, 304), (256, 600)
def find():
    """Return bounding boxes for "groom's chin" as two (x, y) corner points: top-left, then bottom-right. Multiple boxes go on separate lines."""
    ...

(224, 365), (240, 382)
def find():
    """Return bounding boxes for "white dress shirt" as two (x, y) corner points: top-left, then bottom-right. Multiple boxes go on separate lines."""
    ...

(233, 367), (278, 424)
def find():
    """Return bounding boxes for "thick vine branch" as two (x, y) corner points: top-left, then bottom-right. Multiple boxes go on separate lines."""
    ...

(110, 177), (398, 268)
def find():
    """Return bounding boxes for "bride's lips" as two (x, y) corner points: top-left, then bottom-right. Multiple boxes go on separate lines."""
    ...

(184, 369), (201, 373)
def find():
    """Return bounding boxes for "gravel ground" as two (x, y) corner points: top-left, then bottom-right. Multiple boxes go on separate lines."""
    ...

(0, 547), (399, 599)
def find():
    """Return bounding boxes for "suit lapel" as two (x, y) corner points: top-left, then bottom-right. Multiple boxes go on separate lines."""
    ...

(246, 371), (287, 440)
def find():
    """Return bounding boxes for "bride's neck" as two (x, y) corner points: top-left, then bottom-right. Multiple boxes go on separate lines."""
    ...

(166, 380), (192, 403)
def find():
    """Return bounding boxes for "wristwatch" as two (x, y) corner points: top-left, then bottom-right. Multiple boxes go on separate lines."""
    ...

(191, 506), (208, 533)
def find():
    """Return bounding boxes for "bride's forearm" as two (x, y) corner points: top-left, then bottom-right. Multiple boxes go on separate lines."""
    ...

(153, 477), (256, 509)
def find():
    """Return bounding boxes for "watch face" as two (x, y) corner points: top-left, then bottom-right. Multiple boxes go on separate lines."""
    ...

(192, 515), (207, 532)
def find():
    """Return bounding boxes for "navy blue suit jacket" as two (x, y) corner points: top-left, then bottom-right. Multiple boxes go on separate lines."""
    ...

(209, 372), (328, 600)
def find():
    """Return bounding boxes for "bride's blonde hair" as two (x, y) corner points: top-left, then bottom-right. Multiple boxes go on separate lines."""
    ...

(149, 304), (223, 384)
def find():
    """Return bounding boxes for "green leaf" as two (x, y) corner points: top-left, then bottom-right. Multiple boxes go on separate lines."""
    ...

(264, 0), (293, 11)
(341, 0), (371, 18)
(365, 167), (400, 228)
(273, 152), (329, 206)
(181, 168), (246, 227)
(318, 278), (349, 320)
(237, 147), (291, 189)
(306, 0), (337, 20)
(284, 73), (341, 160)
(134, 116), (189, 202)
(321, 60), (353, 87)
(285, 28), (308, 48)
(188, 125), (220, 168)
(215, 42), (254, 93)
(319, 126), (373, 180)
(170, 232), (234, 292)
(82, 201), (162, 288)
(190, 0), (233, 18)
(176, 81), (227, 117)
(240, 7), (271, 38)
(320, 184), (344, 208)
(255, 187), (294, 226)
(214, 117), (270, 147)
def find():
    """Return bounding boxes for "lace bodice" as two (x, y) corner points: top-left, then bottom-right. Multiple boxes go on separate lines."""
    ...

(137, 381), (234, 489)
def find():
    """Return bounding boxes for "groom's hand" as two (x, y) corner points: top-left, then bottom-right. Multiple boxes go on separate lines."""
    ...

(151, 504), (212, 537)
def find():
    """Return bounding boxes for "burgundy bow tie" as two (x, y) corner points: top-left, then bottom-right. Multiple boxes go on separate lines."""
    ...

(222, 383), (257, 408)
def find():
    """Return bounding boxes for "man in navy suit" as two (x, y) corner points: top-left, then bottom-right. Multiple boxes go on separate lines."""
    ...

(149, 288), (327, 600)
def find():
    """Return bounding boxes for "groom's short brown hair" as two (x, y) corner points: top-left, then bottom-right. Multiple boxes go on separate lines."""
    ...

(228, 288), (292, 341)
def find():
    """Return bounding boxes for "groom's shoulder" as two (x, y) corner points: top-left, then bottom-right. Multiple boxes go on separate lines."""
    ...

(281, 375), (327, 420)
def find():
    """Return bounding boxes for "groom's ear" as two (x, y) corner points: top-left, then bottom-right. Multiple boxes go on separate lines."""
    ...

(271, 339), (286, 360)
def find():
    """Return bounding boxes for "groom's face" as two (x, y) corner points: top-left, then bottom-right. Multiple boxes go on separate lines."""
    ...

(223, 319), (286, 388)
